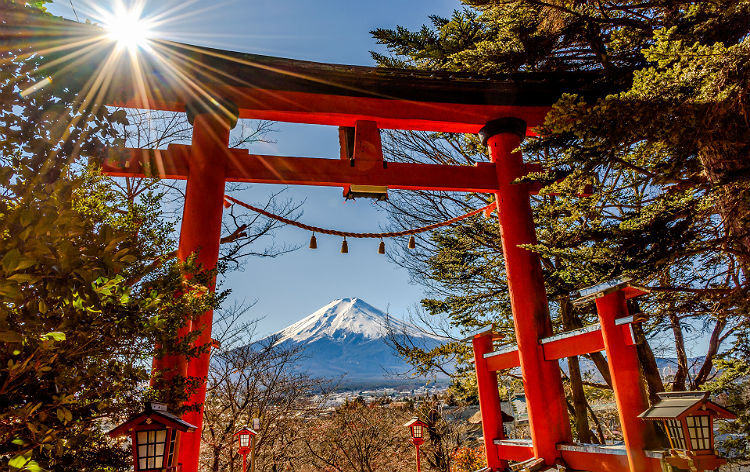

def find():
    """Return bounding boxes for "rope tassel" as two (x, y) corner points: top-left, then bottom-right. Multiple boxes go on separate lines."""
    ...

(408, 235), (416, 250)
(309, 233), (317, 249)
(341, 238), (348, 254)
(378, 240), (385, 254)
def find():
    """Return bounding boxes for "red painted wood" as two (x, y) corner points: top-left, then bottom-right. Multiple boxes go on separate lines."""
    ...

(485, 350), (521, 371)
(113, 89), (550, 134)
(149, 325), (191, 387)
(352, 120), (383, 161)
(622, 285), (649, 299)
(487, 129), (572, 464)
(472, 334), (508, 471)
(174, 113), (231, 472)
(484, 324), (636, 372)
(543, 329), (604, 360)
(67, 31), (634, 472)
(560, 449), (661, 472)
(596, 291), (650, 472)
(494, 443), (534, 462)
(130, 431), (138, 471)
(541, 324), (635, 361)
(102, 145), (501, 193)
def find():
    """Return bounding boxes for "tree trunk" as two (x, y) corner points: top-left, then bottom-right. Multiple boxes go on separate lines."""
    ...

(211, 446), (222, 472)
(631, 323), (665, 404)
(567, 356), (593, 442)
(693, 317), (727, 387)
(560, 297), (593, 442)
(669, 313), (689, 390)
(587, 352), (613, 388)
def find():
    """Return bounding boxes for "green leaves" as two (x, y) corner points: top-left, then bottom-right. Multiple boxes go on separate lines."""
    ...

(0, 6), (213, 471)
(55, 407), (72, 424)
(1, 249), (36, 273)
(41, 332), (66, 342)
(92, 275), (125, 296)
(8, 455), (42, 472)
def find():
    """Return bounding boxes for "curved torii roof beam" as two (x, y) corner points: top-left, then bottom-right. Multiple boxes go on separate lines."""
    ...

(32, 18), (610, 134)
(106, 40), (604, 133)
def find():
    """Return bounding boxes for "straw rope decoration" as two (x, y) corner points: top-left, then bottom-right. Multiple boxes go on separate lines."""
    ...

(224, 195), (494, 246)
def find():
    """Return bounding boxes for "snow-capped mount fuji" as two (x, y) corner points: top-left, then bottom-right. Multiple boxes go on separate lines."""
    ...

(259, 298), (446, 386)
(275, 298), (428, 343)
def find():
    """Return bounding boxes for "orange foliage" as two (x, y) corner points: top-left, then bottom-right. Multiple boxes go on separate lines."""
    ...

(450, 446), (486, 472)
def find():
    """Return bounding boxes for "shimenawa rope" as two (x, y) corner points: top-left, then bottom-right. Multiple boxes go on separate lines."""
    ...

(224, 195), (494, 239)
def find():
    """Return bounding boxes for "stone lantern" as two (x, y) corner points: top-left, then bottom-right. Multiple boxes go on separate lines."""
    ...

(639, 391), (736, 472)
(108, 403), (196, 471)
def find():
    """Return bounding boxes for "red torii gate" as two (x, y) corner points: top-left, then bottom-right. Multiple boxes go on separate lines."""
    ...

(469, 280), (654, 472)
(96, 41), (581, 472)
(48, 33), (658, 472)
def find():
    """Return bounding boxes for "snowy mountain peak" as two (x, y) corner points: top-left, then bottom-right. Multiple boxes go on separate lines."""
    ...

(274, 298), (407, 343)
(253, 298), (448, 385)
(277, 298), (387, 342)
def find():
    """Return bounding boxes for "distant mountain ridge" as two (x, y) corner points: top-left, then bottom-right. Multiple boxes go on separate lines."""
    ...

(256, 298), (446, 387)
(251, 299), (702, 390)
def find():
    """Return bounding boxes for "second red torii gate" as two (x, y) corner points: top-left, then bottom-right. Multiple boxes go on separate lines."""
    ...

(46, 28), (632, 472)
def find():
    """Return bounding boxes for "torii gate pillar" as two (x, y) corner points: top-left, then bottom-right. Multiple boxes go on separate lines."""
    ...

(472, 332), (508, 471)
(595, 290), (649, 472)
(166, 107), (234, 472)
(481, 119), (572, 465)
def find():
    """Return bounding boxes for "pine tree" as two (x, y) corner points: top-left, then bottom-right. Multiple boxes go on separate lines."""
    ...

(373, 0), (750, 452)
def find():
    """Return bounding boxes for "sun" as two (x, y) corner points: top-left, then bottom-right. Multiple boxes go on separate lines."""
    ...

(104, 4), (153, 52)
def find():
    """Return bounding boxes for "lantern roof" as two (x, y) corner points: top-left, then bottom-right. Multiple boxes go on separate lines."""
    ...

(403, 417), (429, 428)
(108, 403), (197, 437)
(638, 391), (736, 421)
(234, 426), (258, 437)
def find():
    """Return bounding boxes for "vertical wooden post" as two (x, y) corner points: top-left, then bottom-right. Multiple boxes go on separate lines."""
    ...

(595, 291), (649, 472)
(472, 333), (507, 471)
(176, 110), (233, 472)
(415, 444), (421, 472)
(480, 118), (572, 465)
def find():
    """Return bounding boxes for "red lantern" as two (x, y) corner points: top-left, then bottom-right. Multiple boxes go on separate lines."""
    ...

(404, 417), (429, 472)
(234, 426), (256, 455)
(404, 417), (428, 446)
(108, 403), (196, 472)
(234, 426), (257, 472)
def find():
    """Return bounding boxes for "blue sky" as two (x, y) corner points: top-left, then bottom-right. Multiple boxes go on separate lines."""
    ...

(47, 0), (462, 337)
(43, 1), (718, 359)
